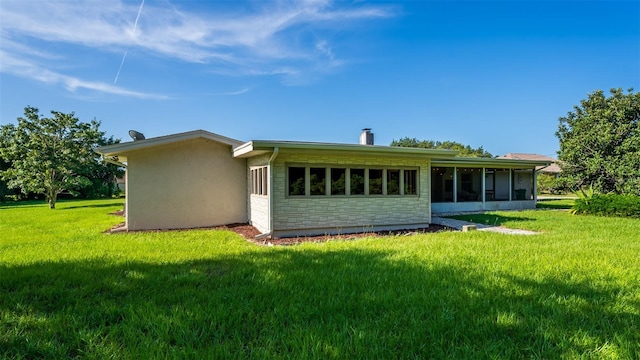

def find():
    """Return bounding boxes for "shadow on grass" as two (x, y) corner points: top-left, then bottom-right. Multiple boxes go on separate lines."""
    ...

(449, 213), (535, 226)
(0, 199), (123, 210)
(58, 203), (123, 210)
(536, 200), (575, 210)
(0, 200), (47, 209)
(1, 249), (637, 359)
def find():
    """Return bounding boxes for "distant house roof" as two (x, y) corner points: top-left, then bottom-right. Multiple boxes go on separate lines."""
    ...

(498, 153), (561, 173)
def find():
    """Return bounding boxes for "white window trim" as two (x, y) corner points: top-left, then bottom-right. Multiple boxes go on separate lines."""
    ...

(250, 166), (268, 196)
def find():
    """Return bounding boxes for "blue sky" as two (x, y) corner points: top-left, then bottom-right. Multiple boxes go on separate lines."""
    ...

(1, 0), (638, 157)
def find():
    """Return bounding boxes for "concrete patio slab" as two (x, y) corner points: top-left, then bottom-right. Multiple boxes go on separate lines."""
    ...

(431, 216), (539, 235)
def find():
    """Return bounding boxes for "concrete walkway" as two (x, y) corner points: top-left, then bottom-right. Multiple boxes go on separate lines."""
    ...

(431, 217), (539, 235)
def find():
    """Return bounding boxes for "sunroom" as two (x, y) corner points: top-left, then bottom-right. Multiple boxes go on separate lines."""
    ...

(430, 157), (551, 214)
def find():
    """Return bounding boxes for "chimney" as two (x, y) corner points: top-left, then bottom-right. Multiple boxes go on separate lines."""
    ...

(360, 128), (374, 145)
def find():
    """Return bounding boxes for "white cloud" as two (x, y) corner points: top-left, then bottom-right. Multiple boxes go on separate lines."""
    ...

(219, 88), (250, 96)
(316, 40), (335, 60)
(0, 49), (167, 100)
(0, 0), (396, 95)
(63, 76), (168, 100)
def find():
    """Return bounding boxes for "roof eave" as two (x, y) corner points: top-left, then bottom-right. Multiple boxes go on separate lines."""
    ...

(432, 157), (552, 168)
(97, 130), (244, 157)
(233, 140), (459, 158)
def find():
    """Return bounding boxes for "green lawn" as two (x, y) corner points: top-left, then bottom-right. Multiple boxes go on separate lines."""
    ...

(1, 199), (639, 359)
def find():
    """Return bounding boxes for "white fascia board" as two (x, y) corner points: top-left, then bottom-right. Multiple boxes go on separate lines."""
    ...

(232, 141), (256, 157)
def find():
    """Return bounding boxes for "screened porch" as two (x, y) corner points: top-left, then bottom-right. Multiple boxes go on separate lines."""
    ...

(430, 161), (545, 214)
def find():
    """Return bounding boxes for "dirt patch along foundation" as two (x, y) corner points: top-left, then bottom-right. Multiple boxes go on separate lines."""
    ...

(105, 210), (453, 245)
(245, 225), (453, 246)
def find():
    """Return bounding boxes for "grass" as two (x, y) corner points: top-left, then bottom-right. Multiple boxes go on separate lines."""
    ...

(536, 198), (576, 210)
(1, 199), (639, 359)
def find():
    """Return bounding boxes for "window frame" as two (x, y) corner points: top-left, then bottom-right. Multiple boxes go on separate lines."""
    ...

(287, 166), (306, 196)
(250, 166), (269, 196)
(404, 169), (418, 196)
(387, 169), (401, 195)
(286, 164), (419, 198)
(330, 167), (347, 196)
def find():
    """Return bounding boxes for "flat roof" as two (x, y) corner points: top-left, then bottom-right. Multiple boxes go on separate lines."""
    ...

(432, 157), (552, 168)
(233, 140), (460, 158)
(97, 130), (551, 169)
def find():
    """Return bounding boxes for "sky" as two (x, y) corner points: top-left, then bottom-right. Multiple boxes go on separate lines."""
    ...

(1, 0), (638, 158)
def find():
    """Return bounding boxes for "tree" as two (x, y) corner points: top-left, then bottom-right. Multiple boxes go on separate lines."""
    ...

(536, 173), (561, 194)
(556, 88), (640, 195)
(0, 106), (120, 208)
(391, 138), (493, 158)
(75, 135), (124, 199)
(0, 126), (17, 201)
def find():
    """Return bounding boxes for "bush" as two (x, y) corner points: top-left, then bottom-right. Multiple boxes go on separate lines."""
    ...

(537, 173), (566, 194)
(573, 193), (640, 218)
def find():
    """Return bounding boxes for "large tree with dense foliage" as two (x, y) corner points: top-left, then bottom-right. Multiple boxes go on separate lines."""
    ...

(0, 106), (122, 208)
(0, 128), (17, 201)
(391, 138), (493, 158)
(556, 88), (640, 195)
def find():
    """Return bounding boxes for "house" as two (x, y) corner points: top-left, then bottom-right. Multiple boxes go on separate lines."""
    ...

(98, 129), (550, 237)
(115, 173), (126, 191)
(498, 153), (561, 175)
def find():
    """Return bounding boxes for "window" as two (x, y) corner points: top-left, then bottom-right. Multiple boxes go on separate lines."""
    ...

(331, 168), (346, 195)
(287, 165), (418, 197)
(387, 170), (400, 195)
(250, 166), (268, 195)
(288, 167), (305, 196)
(369, 169), (383, 195)
(350, 168), (365, 195)
(404, 169), (417, 195)
(310, 168), (326, 196)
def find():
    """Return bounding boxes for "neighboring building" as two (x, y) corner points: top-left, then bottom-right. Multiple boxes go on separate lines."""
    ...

(98, 129), (550, 237)
(498, 153), (561, 175)
(115, 173), (126, 191)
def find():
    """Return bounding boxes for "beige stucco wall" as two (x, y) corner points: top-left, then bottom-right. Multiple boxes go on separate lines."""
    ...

(269, 150), (430, 237)
(125, 138), (247, 230)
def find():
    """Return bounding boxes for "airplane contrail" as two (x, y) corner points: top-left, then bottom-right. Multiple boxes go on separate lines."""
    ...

(114, 51), (128, 84)
(133, 0), (145, 30)
(114, 0), (145, 84)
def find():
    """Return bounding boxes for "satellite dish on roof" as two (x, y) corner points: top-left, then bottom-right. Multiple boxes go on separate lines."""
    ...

(129, 130), (145, 141)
